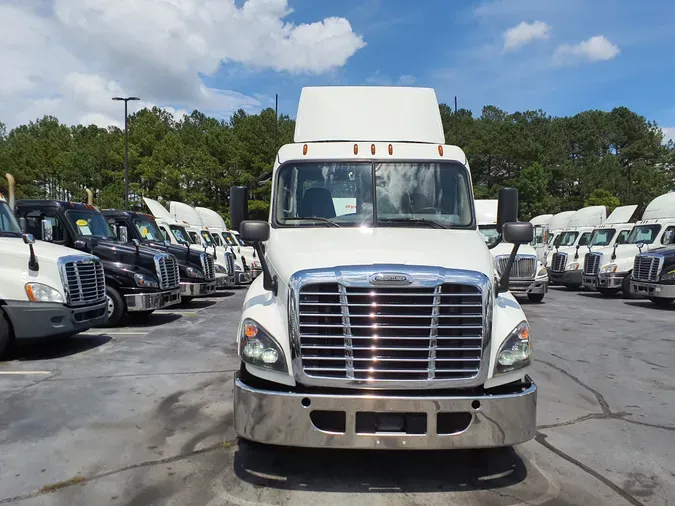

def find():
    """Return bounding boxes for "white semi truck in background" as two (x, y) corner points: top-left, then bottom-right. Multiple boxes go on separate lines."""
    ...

(477, 200), (549, 302)
(0, 174), (107, 357)
(229, 86), (537, 450)
(536, 210), (576, 266)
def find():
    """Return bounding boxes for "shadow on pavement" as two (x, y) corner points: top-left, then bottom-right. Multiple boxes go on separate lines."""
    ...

(211, 291), (238, 298)
(624, 300), (674, 311)
(232, 441), (527, 493)
(177, 300), (218, 310)
(123, 313), (183, 328)
(7, 334), (112, 361)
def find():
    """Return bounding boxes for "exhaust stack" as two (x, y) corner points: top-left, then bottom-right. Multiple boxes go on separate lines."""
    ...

(86, 188), (94, 206)
(5, 173), (16, 209)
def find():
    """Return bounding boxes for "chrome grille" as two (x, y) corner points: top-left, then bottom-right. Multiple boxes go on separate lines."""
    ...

(551, 252), (567, 272)
(225, 251), (235, 275)
(62, 259), (106, 306)
(633, 255), (662, 282)
(584, 253), (602, 276)
(200, 253), (215, 280)
(154, 254), (180, 289)
(296, 283), (484, 383)
(496, 255), (536, 279)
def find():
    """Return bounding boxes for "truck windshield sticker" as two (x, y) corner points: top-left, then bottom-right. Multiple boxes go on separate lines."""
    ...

(134, 219), (162, 242)
(76, 219), (88, 226)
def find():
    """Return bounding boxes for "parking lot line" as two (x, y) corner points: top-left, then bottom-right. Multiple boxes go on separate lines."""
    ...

(0, 370), (52, 375)
(78, 331), (149, 336)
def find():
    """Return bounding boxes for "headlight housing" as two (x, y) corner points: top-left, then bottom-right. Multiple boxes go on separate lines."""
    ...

(536, 266), (547, 277)
(565, 262), (580, 271)
(600, 264), (617, 273)
(215, 263), (227, 274)
(661, 268), (675, 281)
(25, 283), (64, 303)
(185, 267), (203, 278)
(134, 273), (159, 288)
(239, 319), (288, 373)
(494, 321), (532, 375)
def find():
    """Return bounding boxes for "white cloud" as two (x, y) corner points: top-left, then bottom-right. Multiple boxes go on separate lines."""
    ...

(662, 127), (675, 145)
(553, 35), (620, 65)
(0, 0), (365, 128)
(503, 21), (551, 51)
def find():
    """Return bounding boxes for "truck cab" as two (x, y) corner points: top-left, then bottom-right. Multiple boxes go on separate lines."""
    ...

(580, 205), (638, 293)
(0, 176), (107, 356)
(101, 210), (217, 301)
(229, 86), (536, 450)
(537, 210), (576, 267)
(477, 200), (549, 302)
(548, 206), (607, 289)
(14, 199), (181, 326)
(631, 242), (675, 306)
(591, 192), (675, 296)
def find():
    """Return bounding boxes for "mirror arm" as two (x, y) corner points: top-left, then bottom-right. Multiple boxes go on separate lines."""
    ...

(498, 244), (521, 293)
(254, 242), (277, 295)
(28, 244), (39, 271)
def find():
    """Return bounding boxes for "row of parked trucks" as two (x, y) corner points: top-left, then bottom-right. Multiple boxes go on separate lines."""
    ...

(0, 174), (257, 357)
(529, 192), (675, 305)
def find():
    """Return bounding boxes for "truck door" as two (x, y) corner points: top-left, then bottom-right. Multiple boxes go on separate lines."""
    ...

(24, 209), (68, 245)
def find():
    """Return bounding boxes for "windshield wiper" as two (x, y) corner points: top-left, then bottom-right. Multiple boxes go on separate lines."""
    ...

(285, 217), (341, 228)
(378, 218), (449, 229)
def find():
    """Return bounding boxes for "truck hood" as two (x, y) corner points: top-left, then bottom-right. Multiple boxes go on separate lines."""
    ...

(0, 238), (97, 262)
(267, 228), (494, 282)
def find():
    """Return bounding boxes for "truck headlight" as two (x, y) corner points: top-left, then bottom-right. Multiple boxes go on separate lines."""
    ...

(134, 273), (159, 288)
(495, 321), (532, 375)
(25, 283), (64, 303)
(600, 264), (617, 273)
(565, 262), (580, 271)
(186, 267), (203, 278)
(661, 268), (675, 281)
(239, 319), (288, 373)
(215, 264), (227, 274)
(537, 266), (547, 277)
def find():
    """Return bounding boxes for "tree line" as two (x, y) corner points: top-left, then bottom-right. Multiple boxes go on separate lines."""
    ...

(1, 102), (672, 222)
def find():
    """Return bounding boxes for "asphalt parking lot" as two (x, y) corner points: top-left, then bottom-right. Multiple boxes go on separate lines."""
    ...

(0, 287), (673, 506)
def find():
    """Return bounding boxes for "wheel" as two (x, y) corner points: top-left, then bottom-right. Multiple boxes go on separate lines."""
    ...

(598, 288), (619, 297)
(102, 286), (125, 327)
(649, 297), (674, 307)
(564, 284), (581, 290)
(527, 293), (545, 303)
(621, 274), (636, 299)
(0, 309), (11, 359)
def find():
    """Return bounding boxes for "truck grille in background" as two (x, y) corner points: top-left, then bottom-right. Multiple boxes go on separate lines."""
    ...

(633, 255), (662, 282)
(297, 283), (484, 382)
(584, 253), (601, 276)
(64, 260), (106, 306)
(225, 252), (235, 275)
(200, 253), (215, 280)
(551, 252), (567, 272)
(497, 255), (536, 279)
(154, 254), (180, 289)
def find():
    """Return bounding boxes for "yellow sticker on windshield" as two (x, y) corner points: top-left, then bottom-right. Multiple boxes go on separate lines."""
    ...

(140, 226), (148, 237)
(76, 219), (88, 226)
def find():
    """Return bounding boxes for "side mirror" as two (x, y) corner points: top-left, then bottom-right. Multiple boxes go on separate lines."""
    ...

(496, 187), (519, 233)
(165, 240), (171, 247)
(74, 239), (89, 252)
(502, 222), (533, 245)
(119, 225), (129, 243)
(41, 219), (54, 242)
(22, 233), (35, 245)
(636, 241), (644, 252)
(230, 186), (249, 232)
(23, 234), (39, 271)
(19, 217), (27, 233)
(240, 220), (270, 243)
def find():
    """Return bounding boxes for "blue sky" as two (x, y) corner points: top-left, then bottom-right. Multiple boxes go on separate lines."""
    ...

(210, 0), (675, 134)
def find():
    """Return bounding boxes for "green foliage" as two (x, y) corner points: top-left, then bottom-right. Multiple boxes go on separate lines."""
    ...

(1, 103), (672, 224)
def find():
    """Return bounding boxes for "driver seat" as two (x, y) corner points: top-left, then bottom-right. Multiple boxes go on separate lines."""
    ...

(300, 187), (336, 219)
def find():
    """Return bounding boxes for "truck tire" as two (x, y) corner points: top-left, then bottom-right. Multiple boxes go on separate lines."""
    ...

(564, 283), (581, 290)
(0, 309), (11, 359)
(621, 274), (636, 299)
(103, 286), (126, 327)
(527, 293), (545, 303)
(649, 297), (674, 307)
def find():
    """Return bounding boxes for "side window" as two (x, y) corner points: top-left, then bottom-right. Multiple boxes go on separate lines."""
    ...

(616, 230), (629, 245)
(160, 226), (171, 242)
(25, 211), (66, 244)
(578, 233), (591, 246)
(106, 218), (119, 238)
(662, 226), (675, 245)
(189, 232), (200, 243)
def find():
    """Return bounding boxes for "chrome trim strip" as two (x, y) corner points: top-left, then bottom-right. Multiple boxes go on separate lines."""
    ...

(338, 284), (355, 379)
(427, 285), (441, 380)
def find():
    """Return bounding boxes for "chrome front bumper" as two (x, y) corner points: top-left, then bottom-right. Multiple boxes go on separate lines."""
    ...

(124, 288), (181, 312)
(631, 281), (675, 298)
(234, 374), (537, 450)
(216, 273), (235, 288)
(597, 272), (626, 289)
(582, 274), (598, 289)
(235, 271), (251, 285)
(508, 279), (547, 295)
(180, 280), (217, 297)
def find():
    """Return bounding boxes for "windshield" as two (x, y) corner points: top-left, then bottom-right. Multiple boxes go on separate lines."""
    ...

(222, 232), (238, 247)
(134, 218), (164, 242)
(627, 224), (661, 245)
(578, 232), (591, 246)
(211, 233), (223, 246)
(169, 225), (191, 244)
(0, 201), (22, 237)
(200, 230), (215, 246)
(478, 225), (500, 247)
(275, 161), (472, 228)
(557, 231), (579, 247)
(590, 228), (616, 246)
(66, 210), (116, 239)
(531, 225), (547, 246)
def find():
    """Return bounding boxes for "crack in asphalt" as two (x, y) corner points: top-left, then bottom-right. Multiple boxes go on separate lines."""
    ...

(0, 439), (237, 504)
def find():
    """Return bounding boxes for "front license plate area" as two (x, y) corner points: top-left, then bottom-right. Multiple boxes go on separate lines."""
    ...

(355, 412), (426, 435)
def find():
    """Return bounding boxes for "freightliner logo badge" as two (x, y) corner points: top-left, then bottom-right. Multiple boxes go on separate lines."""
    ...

(368, 272), (413, 286)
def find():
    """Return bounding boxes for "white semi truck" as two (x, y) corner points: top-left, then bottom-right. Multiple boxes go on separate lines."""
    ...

(580, 205), (638, 293)
(1, 175), (107, 356)
(537, 210), (576, 266)
(229, 86), (536, 450)
(476, 200), (549, 302)
(548, 206), (607, 289)
(588, 192), (675, 296)
(529, 214), (552, 253)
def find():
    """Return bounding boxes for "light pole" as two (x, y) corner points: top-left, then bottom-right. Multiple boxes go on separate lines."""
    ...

(112, 96), (140, 208)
